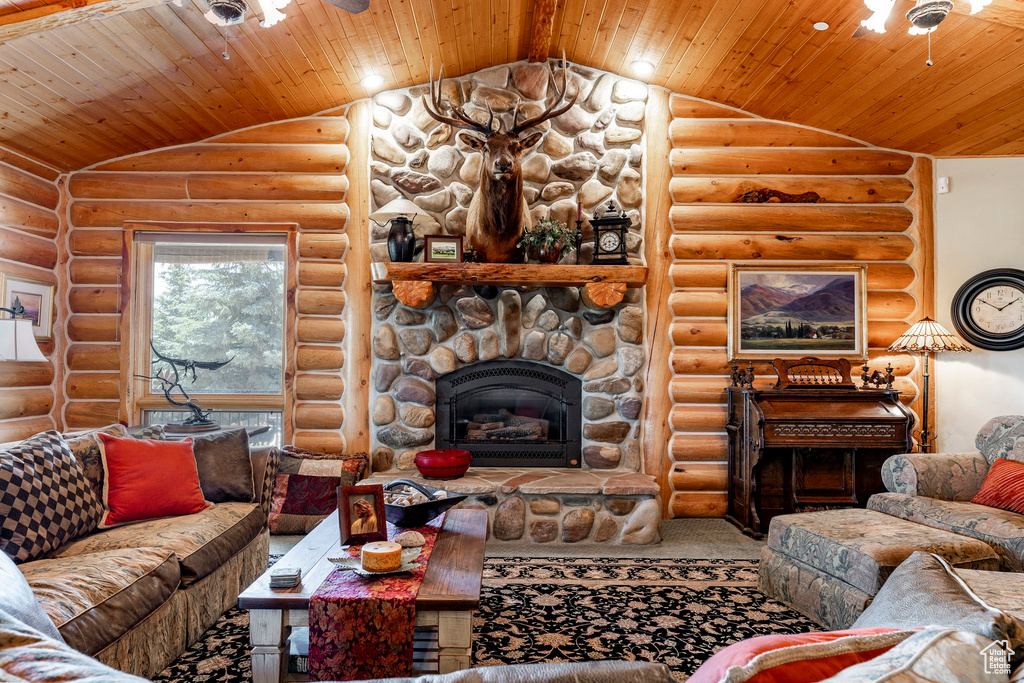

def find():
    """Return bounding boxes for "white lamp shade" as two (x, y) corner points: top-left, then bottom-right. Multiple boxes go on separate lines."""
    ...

(369, 198), (429, 225)
(0, 319), (46, 362)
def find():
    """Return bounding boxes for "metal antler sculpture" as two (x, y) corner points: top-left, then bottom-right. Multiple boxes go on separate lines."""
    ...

(135, 341), (233, 429)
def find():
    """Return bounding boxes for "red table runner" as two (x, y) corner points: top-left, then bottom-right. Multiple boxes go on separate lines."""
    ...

(307, 515), (445, 682)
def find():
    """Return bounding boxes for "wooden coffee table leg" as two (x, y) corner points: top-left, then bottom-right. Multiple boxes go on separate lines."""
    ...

(250, 609), (289, 683)
(437, 611), (472, 674)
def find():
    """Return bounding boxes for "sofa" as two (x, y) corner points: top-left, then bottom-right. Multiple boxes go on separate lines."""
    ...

(0, 426), (280, 679)
(760, 415), (1024, 630)
(867, 415), (1024, 571)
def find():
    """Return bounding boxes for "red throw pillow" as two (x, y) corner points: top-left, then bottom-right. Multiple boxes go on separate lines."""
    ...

(688, 628), (909, 683)
(97, 433), (210, 528)
(972, 458), (1024, 513)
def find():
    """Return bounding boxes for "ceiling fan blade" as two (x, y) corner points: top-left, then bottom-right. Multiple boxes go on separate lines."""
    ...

(851, 24), (870, 37)
(320, 0), (369, 12)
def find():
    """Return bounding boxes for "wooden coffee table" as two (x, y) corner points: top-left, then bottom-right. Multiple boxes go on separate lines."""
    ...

(239, 508), (487, 683)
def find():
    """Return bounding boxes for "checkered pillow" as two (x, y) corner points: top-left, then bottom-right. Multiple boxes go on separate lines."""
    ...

(0, 431), (104, 563)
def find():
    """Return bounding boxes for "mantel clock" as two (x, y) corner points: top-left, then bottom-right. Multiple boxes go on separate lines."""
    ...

(588, 201), (629, 266)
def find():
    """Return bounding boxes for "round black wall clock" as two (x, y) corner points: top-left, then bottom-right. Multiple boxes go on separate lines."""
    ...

(951, 268), (1024, 351)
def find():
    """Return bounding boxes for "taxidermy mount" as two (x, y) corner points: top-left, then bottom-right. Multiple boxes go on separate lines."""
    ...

(422, 55), (577, 263)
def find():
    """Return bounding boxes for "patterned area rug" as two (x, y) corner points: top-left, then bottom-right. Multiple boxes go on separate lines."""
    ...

(154, 557), (818, 682)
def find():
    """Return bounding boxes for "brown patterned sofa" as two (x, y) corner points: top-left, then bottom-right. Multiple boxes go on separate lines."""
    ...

(760, 415), (1024, 629)
(2, 431), (280, 679)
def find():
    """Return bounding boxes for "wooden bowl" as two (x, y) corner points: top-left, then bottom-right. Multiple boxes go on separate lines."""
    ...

(414, 449), (472, 480)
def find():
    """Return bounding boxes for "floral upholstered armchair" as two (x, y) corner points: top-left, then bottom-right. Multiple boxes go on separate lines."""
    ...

(867, 415), (1024, 572)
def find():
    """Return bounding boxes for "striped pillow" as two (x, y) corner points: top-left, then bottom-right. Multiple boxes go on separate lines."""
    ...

(972, 458), (1024, 513)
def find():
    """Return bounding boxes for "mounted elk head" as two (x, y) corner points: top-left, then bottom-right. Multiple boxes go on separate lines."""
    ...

(422, 58), (577, 263)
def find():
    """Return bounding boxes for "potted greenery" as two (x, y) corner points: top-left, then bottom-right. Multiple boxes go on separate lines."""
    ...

(517, 218), (580, 263)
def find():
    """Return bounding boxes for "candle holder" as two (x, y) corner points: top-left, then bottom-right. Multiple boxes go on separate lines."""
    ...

(574, 218), (583, 265)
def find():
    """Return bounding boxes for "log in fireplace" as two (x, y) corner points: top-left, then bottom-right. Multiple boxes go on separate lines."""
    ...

(435, 359), (582, 467)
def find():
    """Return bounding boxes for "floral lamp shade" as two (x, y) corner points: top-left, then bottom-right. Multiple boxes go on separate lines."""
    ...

(0, 318), (46, 362)
(886, 317), (972, 354)
(886, 316), (969, 453)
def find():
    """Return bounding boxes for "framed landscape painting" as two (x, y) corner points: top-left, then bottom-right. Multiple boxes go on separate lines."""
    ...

(728, 265), (868, 361)
(0, 273), (55, 341)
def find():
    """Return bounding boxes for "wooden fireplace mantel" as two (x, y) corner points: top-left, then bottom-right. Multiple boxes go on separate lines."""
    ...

(371, 262), (649, 288)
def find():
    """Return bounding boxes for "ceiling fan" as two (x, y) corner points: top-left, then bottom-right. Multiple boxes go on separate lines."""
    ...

(851, 0), (992, 37)
(204, 0), (367, 28)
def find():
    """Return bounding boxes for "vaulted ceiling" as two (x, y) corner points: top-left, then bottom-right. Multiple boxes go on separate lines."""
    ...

(0, 0), (1021, 171)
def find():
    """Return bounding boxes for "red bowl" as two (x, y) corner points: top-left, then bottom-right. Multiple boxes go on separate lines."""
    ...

(414, 449), (472, 480)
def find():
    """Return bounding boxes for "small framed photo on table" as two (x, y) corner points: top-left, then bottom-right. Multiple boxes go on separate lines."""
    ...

(424, 235), (463, 264)
(338, 484), (387, 546)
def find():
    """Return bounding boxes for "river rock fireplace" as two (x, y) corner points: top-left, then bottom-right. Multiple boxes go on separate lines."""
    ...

(361, 61), (661, 544)
(435, 359), (582, 467)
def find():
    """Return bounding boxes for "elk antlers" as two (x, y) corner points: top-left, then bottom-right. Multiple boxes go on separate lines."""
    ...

(423, 59), (497, 135)
(421, 52), (579, 138)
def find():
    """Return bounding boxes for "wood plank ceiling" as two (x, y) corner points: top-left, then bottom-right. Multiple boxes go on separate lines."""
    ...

(0, 0), (1020, 171)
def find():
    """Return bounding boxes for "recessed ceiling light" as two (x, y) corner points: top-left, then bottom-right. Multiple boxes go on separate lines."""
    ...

(813, 21), (830, 30)
(361, 74), (384, 89)
(631, 60), (655, 76)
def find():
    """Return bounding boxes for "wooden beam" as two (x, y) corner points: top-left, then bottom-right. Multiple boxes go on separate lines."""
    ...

(527, 0), (557, 63)
(0, 0), (169, 44)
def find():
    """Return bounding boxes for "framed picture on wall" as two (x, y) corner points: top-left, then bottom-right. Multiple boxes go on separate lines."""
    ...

(728, 265), (868, 361)
(0, 273), (55, 341)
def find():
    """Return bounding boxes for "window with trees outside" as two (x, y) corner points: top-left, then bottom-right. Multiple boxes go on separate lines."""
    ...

(132, 233), (288, 447)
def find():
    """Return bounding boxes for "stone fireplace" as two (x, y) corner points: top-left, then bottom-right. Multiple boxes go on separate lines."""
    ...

(370, 288), (645, 473)
(366, 285), (660, 545)
(435, 359), (582, 468)
(363, 60), (661, 545)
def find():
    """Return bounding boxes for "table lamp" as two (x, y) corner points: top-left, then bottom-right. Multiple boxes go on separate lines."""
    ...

(887, 316), (971, 452)
(0, 299), (46, 362)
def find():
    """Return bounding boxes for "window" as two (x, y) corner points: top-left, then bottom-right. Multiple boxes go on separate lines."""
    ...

(132, 233), (288, 446)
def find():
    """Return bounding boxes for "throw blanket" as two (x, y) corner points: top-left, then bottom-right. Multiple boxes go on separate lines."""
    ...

(308, 515), (445, 681)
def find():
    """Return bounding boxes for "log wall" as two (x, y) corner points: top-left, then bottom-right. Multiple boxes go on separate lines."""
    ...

(63, 114), (359, 452)
(0, 153), (62, 442)
(663, 94), (932, 519)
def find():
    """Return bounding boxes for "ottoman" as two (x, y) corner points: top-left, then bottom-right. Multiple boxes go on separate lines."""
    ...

(758, 509), (999, 630)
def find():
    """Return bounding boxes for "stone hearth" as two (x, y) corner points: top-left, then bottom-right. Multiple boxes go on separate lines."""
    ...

(365, 468), (661, 545)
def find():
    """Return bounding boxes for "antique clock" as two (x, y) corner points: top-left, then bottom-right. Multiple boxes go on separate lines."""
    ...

(588, 201), (629, 265)
(951, 268), (1024, 351)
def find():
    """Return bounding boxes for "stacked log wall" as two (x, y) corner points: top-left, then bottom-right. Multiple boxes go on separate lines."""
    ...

(62, 110), (364, 453)
(663, 94), (932, 519)
(0, 153), (62, 441)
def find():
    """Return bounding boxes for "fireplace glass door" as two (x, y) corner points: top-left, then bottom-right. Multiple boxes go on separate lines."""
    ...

(436, 360), (582, 467)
